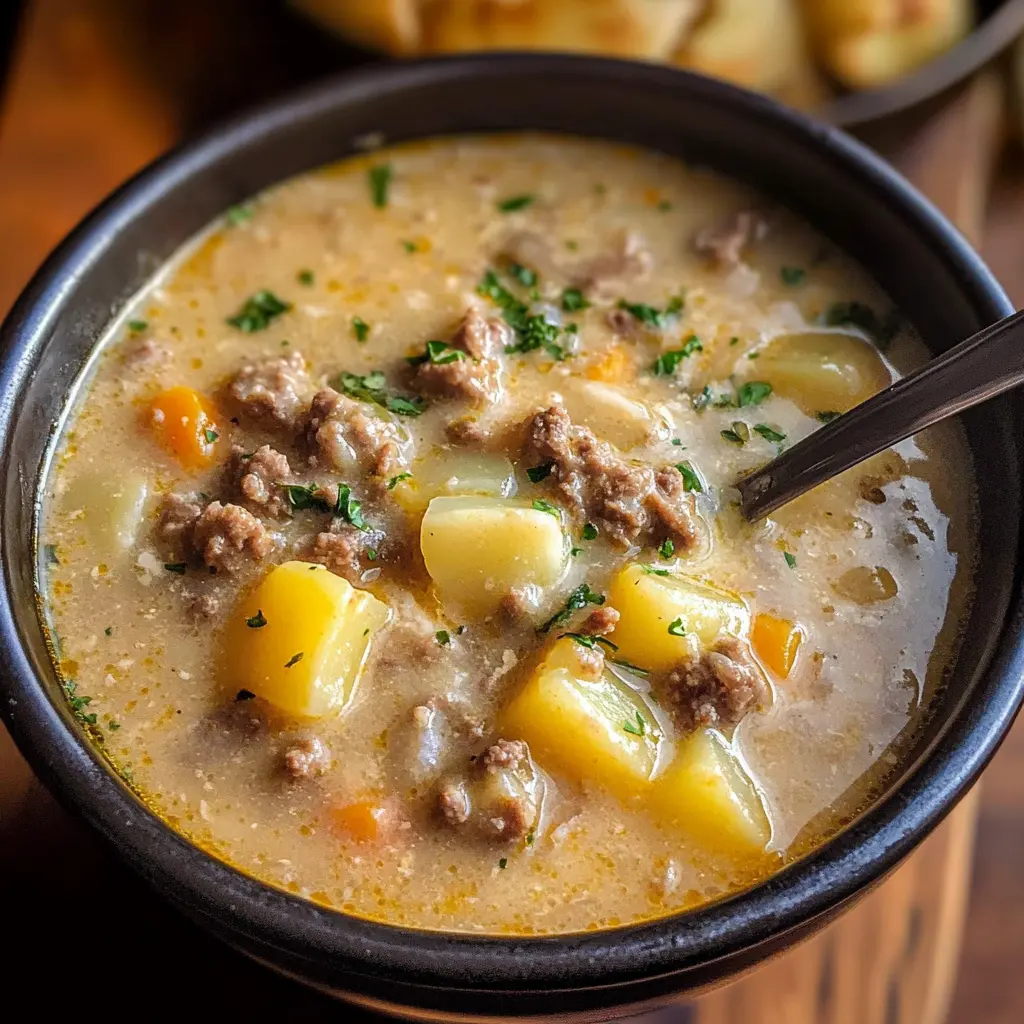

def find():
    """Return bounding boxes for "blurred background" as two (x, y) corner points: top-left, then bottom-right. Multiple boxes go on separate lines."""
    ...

(0, 2), (1023, 1021)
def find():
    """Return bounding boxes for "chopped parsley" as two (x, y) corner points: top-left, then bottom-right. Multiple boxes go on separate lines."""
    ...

(824, 300), (877, 334)
(401, 240), (419, 253)
(334, 370), (426, 417)
(676, 462), (702, 493)
(226, 289), (291, 332)
(622, 711), (647, 737)
(497, 194), (535, 213)
(639, 563), (671, 577)
(108, 719), (121, 731)
(784, 551), (797, 569)
(352, 316), (370, 342)
(582, 523), (598, 541)
(498, 857), (508, 869)
(527, 461), (554, 483)
(532, 499), (560, 518)
(617, 295), (683, 329)
(477, 269), (567, 360)
(560, 632), (619, 652)
(667, 617), (686, 637)
(657, 200), (673, 212)
(753, 423), (786, 443)
(508, 262), (537, 287)
(366, 548), (378, 561)
(659, 539), (675, 559)
(781, 266), (806, 286)
(204, 428), (219, 444)
(652, 335), (702, 375)
(526, 831), (535, 846)
(163, 562), (187, 575)
(611, 659), (650, 677)
(561, 287), (590, 312)
(284, 652), (304, 669)
(721, 422), (750, 444)
(104, 626), (113, 637)
(387, 472), (412, 489)
(671, 438), (683, 446)
(334, 484), (368, 530)
(407, 339), (466, 366)
(246, 609), (268, 629)
(44, 544), (59, 566)
(570, 546), (583, 557)
(282, 483), (328, 512)
(436, 630), (452, 647)
(368, 163), (392, 208)
(730, 336), (740, 346)
(225, 203), (253, 226)
(737, 381), (772, 407)
(538, 582), (605, 634)
(297, 269), (315, 286)
(127, 319), (148, 333)
(817, 410), (841, 423)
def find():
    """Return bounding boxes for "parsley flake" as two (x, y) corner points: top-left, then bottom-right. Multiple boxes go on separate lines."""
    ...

(532, 499), (560, 518)
(334, 484), (368, 530)
(127, 319), (148, 333)
(538, 583), (605, 634)
(560, 632), (619, 652)
(582, 523), (598, 541)
(659, 539), (675, 559)
(388, 472), (412, 489)
(508, 262), (537, 287)
(754, 423), (786, 444)
(284, 652), (304, 669)
(610, 659), (650, 677)
(369, 163), (392, 208)
(817, 410), (841, 423)
(352, 317), (370, 342)
(246, 609), (268, 629)
(676, 462), (702, 493)
(297, 269), (315, 286)
(781, 266), (806, 286)
(334, 370), (426, 417)
(737, 381), (772, 407)
(497, 194), (535, 213)
(104, 626), (113, 637)
(617, 296), (684, 329)
(225, 203), (253, 226)
(436, 630), (452, 647)
(667, 617), (686, 637)
(204, 428), (219, 444)
(561, 288), (590, 312)
(498, 857), (508, 869)
(407, 339), (466, 366)
(226, 290), (291, 332)
(639, 563), (671, 577)
(784, 551), (797, 569)
(527, 462), (554, 483)
(652, 335), (702, 375)
(623, 711), (647, 737)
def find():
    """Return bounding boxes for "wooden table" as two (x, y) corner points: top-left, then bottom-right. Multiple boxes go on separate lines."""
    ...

(1, 3), (1022, 1020)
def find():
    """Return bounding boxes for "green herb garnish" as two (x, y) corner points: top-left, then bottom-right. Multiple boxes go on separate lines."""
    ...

(532, 499), (560, 518)
(617, 295), (683, 329)
(657, 200), (673, 212)
(284, 652), (304, 669)
(498, 857), (508, 869)
(559, 632), (619, 652)
(297, 269), (315, 286)
(369, 163), (392, 208)
(352, 316), (370, 342)
(407, 339), (466, 366)
(652, 335), (702, 375)
(622, 711), (647, 737)
(104, 626), (113, 637)
(204, 428), (219, 444)
(508, 262), (537, 287)
(282, 483), (328, 512)
(246, 609), (268, 629)
(538, 583), (605, 634)
(225, 204), (253, 226)
(667, 617), (686, 637)
(436, 630), (452, 647)
(527, 462), (554, 483)
(334, 370), (426, 417)
(639, 563), (671, 577)
(497, 194), (535, 213)
(781, 266), (806, 286)
(582, 523), (598, 541)
(676, 462), (702, 493)
(784, 551), (797, 569)
(127, 319), (148, 333)
(561, 288), (590, 312)
(817, 410), (841, 424)
(754, 423), (786, 443)
(401, 240), (418, 253)
(163, 562), (187, 575)
(388, 472), (412, 489)
(226, 290), (291, 332)
(659, 539), (675, 559)
(334, 484), (368, 530)
(737, 381), (772, 407)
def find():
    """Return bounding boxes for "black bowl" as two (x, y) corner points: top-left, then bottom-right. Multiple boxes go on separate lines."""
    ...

(1, 55), (1022, 1021)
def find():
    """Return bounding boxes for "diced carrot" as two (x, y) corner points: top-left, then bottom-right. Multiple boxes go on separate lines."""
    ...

(148, 386), (220, 469)
(752, 614), (803, 679)
(329, 800), (389, 843)
(585, 344), (636, 383)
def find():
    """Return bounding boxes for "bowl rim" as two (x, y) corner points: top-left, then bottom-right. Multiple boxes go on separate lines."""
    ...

(1, 53), (1022, 995)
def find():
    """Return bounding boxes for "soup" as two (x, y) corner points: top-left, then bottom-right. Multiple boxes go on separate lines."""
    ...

(40, 135), (975, 935)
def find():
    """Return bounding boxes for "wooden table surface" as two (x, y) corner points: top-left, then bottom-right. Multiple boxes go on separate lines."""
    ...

(1, 2), (1022, 1020)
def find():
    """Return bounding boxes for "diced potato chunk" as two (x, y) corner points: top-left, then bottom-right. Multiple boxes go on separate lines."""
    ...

(753, 331), (892, 414)
(501, 638), (663, 797)
(63, 470), (149, 559)
(396, 451), (516, 513)
(420, 496), (568, 616)
(650, 729), (769, 855)
(560, 379), (670, 450)
(608, 564), (748, 672)
(223, 560), (390, 718)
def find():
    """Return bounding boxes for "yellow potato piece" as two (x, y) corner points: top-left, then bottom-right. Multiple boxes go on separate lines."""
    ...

(560, 379), (670, 451)
(395, 451), (516, 514)
(223, 560), (390, 719)
(650, 728), (770, 855)
(63, 469), (149, 560)
(501, 638), (663, 797)
(753, 331), (892, 415)
(420, 496), (568, 616)
(608, 564), (749, 672)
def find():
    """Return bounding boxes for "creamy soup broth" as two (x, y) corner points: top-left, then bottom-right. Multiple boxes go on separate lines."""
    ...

(41, 135), (975, 934)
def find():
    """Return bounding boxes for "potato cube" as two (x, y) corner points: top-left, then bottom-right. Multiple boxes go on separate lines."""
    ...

(223, 560), (390, 718)
(420, 496), (568, 616)
(560, 379), (670, 450)
(608, 564), (748, 672)
(395, 451), (516, 514)
(650, 728), (770, 855)
(501, 638), (663, 797)
(752, 331), (891, 414)
(63, 470), (149, 559)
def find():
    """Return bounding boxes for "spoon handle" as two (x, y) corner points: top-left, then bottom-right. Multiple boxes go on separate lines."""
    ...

(738, 308), (1024, 521)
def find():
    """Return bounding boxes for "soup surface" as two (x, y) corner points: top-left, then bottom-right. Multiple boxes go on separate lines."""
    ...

(41, 134), (975, 935)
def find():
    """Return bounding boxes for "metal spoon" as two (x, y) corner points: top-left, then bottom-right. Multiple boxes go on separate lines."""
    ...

(738, 308), (1024, 521)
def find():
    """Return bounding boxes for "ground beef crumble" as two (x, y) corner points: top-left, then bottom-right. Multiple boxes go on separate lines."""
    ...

(227, 350), (310, 428)
(301, 387), (404, 479)
(524, 405), (701, 550)
(233, 444), (292, 517)
(579, 606), (620, 636)
(282, 736), (331, 779)
(660, 635), (769, 733)
(159, 495), (274, 575)
(410, 308), (507, 404)
(310, 520), (383, 583)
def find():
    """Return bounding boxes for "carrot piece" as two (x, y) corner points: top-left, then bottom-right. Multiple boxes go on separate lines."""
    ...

(586, 344), (636, 383)
(752, 614), (803, 679)
(330, 800), (389, 843)
(148, 386), (220, 469)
